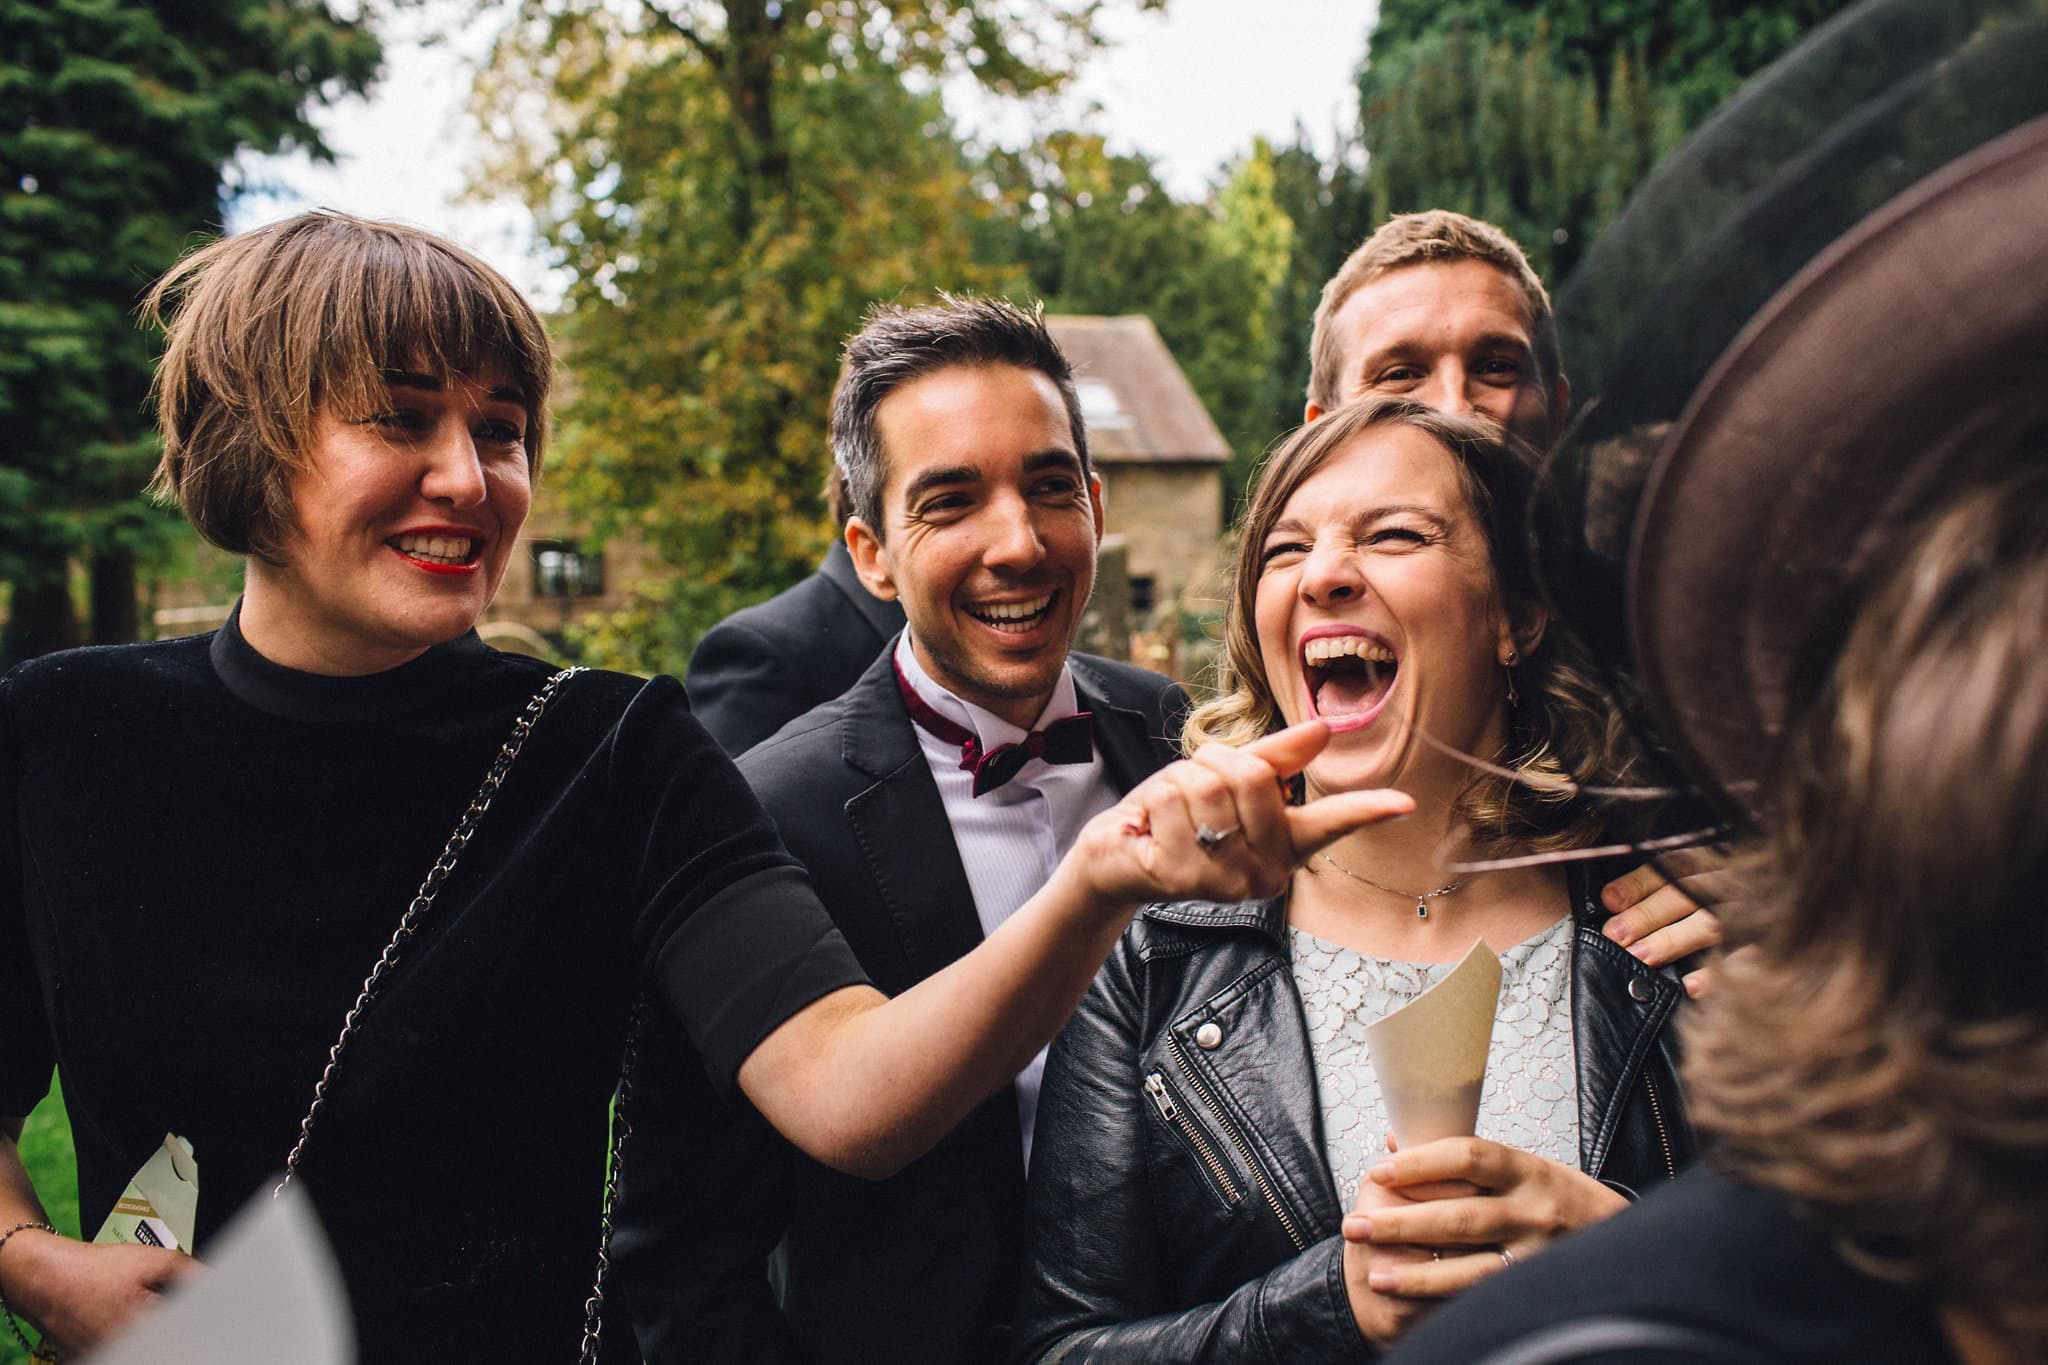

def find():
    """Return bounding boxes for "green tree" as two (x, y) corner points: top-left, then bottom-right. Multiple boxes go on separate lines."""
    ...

(1370, 0), (1863, 126)
(1357, 25), (1683, 284)
(477, 1), (1158, 673)
(1353, 1), (1863, 287)
(0, 0), (379, 664)
(1240, 129), (1371, 488)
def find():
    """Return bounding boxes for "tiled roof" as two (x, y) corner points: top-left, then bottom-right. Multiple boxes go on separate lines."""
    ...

(1047, 315), (1231, 464)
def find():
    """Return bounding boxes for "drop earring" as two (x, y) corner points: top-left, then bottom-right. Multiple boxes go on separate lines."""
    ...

(1503, 648), (1520, 706)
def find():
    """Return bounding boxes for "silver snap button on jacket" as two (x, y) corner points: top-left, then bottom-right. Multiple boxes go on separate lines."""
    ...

(1195, 1022), (1223, 1050)
(1628, 976), (1655, 1004)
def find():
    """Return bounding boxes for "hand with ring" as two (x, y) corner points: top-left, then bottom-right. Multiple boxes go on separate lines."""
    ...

(1340, 1165), (1438, 1347)
(1339, 1136), (1627, 1301)
(1064, 720), (1413, 911)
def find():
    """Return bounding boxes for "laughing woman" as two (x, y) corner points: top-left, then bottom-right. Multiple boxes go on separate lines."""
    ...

(1013, 397), (1699, 1363)
(0, 214), (1407, 1363)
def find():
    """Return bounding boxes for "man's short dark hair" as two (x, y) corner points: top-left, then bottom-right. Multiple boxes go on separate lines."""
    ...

(831, 296), (1090, 537)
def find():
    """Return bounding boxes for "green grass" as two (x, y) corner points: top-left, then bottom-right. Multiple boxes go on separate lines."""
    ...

(4, 1077), (77, 1365)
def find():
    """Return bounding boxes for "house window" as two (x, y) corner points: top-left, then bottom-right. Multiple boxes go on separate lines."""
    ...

(1129, 575), (1156, 616)
(1076, 379), (1133, 430)
(532, 541), (606, 598)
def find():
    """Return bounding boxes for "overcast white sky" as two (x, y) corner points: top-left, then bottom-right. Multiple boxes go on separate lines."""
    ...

(232, 0), (1377, 302)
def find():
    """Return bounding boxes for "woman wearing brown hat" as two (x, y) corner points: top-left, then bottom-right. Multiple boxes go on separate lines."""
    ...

(1013, 396), (1699, 1362)
(0, 212), (1409, 1363)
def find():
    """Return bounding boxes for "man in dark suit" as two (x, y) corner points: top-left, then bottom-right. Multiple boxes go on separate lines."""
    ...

(617, 297), (1187, 1364)
(683, 467), (906, 754)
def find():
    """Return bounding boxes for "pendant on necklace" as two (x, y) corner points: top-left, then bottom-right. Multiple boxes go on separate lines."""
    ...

(1416, 898), (1429, 918)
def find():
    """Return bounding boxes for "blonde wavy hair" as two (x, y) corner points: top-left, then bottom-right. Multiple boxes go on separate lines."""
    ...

(1684, 468), (2048, 1354)
(1183, 397), (1637, 856)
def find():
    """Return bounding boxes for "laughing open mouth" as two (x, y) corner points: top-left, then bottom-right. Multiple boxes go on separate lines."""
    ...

(1303, 632), (1397, 723)
(390, 533), (482, 568)
(967, 592), (1055, 634)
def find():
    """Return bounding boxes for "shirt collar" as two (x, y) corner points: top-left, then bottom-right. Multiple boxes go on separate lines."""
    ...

(894, 631), (1080, 752)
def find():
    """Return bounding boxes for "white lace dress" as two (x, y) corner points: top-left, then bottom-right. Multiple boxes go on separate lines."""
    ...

(1290, 916), (1580, 1200)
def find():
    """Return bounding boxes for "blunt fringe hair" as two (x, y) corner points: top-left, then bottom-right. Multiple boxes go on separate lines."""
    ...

(1183, 396), (1637, 856)
(1685, 465), (2048, 1355)
(145, 210), (553, 564)
(1306, 210), (1561, 415)
(831, 295), (1088, 536)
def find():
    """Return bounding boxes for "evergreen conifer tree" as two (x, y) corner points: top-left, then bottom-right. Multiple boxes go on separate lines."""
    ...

(0, 0), (377, 661)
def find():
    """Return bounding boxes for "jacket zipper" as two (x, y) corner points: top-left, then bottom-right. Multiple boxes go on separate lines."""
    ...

(1643, 1071), (1677, 1181)
(1167, 1036), (1308, 1252)
(1145, 1073), (1242, 1203)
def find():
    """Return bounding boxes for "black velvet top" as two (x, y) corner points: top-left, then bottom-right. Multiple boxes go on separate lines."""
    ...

(0, 610), (867, 1362)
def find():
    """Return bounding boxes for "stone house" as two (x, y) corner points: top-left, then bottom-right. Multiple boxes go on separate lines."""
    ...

(1047, 314), (1231, 674)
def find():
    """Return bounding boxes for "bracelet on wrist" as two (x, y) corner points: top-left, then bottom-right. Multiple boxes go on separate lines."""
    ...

(0, 1219), (59, 1357)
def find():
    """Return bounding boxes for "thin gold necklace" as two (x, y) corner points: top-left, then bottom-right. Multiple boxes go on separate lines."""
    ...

(1317, 853), (1465, 918)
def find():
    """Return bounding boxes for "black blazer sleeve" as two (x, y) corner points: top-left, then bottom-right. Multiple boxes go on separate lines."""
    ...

(685, 618), (810, 757)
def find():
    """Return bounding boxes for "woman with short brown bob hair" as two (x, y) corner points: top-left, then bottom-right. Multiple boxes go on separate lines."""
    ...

(1016, 397), (1698, 1361)
(0, 213), (1405, 1363)
(151, 210), (553, 565)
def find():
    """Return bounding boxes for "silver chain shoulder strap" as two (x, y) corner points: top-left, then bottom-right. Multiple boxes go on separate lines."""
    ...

(270, 666), (637, 1361)
(579, 996), (643, 1363)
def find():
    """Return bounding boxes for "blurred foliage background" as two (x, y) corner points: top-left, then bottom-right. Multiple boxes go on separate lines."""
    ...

(474, 0), (1859, 672)
(0, 0), (378, 664)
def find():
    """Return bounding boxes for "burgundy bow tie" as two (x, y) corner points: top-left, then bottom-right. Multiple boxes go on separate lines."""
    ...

(892, 655), (1095, 797)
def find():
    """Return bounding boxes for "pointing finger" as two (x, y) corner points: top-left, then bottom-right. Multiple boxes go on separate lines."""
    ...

(1284, 788), (1415, 857)
(1238, 718), (1334, 780)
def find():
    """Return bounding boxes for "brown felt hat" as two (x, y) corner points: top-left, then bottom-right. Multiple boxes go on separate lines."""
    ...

(1627, 114), (2048, 829)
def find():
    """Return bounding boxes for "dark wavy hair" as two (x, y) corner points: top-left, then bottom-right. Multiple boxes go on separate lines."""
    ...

(1183, 396), (1638, 855)
(1685, 465), (2048, 1355)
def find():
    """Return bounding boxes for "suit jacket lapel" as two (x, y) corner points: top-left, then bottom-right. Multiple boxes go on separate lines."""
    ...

(838, 646), (990, 986)
(838, 645), (1026, 1179)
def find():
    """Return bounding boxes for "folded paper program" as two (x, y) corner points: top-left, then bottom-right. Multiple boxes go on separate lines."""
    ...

(93, 1133), (198, 1255)
(92, 1179), (354, 1365)
(1364, 940), (1504, 1146)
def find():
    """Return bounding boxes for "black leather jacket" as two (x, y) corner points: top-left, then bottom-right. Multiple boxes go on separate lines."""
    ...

(1013, 865), (1696, 1364)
